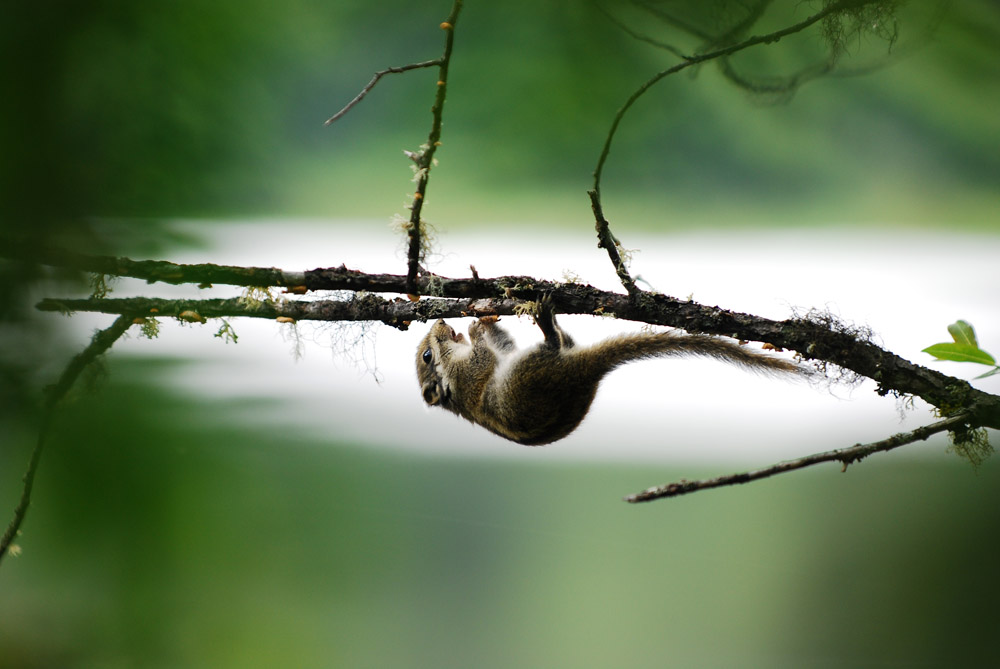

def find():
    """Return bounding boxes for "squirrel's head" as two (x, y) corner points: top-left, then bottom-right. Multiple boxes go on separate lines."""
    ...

(416, 319), (470, 409)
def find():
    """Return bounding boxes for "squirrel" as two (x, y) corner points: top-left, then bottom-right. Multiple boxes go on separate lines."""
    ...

(416, 297), (801, 445)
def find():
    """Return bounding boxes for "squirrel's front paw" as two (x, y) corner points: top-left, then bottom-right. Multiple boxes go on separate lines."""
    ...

(469, 316), (497, 341)
(534, 293), (556, 323)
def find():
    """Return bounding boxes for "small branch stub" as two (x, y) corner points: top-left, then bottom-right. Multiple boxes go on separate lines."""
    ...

(589, 189), (638, 295)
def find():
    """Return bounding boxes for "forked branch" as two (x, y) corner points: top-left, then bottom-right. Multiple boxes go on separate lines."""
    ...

(325, 1), (464, 295)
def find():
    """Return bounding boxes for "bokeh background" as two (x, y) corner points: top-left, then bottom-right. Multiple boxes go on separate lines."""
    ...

(2, 1), (999, 666)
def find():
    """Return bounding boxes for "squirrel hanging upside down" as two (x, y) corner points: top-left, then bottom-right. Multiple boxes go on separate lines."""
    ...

(416, 296), (801, 445)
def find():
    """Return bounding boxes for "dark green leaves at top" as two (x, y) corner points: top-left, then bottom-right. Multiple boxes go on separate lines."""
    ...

(923, 320), (999, 379)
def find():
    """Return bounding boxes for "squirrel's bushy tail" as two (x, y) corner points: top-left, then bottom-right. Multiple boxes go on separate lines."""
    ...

(574, 331), (800, 377)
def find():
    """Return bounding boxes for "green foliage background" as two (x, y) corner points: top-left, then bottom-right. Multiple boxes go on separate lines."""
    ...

(3, 359), (1000, 667)
(2, 1), (1000, 666)
(3, 0), (999, 236)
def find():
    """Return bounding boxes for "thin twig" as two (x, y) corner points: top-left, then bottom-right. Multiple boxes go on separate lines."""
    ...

(625, 414), (973, 503)
(405, 0), (464, 293)
(0, 315), (135, 563)
(324, 59), (442, 126)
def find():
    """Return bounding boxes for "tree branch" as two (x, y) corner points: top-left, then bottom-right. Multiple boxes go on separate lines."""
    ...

(1, 315), (135, 563)
(0, 239), (304, 288)
(30, 259), (1000, 432)
(625, 413), (975, 503)
(404, 0), (464, 293)
(35, 294), (528, 328)
(322, 2), (463, 293)
(324, 59), (443, 126)
(589, 0), (887, 287)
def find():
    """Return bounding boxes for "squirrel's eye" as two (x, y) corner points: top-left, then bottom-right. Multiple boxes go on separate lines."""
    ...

(422, 348), (432, 364)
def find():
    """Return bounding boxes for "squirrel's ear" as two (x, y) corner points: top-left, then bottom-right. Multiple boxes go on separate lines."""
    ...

(422, 383), (441, 406)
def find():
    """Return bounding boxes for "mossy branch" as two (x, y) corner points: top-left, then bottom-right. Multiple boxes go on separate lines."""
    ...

(30, 259), (1000, 433)
(402, 0), (463, 293)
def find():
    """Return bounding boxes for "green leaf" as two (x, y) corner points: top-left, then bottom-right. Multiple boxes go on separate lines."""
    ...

(922, 342), (996, 365)
(974, 367), (1000, 380)
(947, 320), (978, 347)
